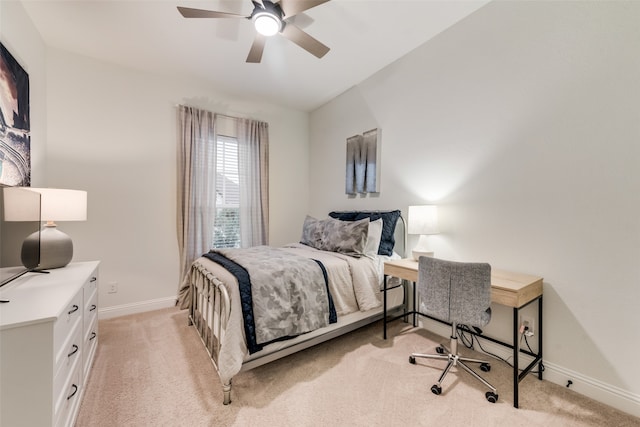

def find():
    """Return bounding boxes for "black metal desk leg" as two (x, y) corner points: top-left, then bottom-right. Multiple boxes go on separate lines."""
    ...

(402, 279), (408, 323)
(538, 296), (543, 380)
(412, 281), (417, 327)
(383, 274), (388, 340)
(513, 306), (519, 408)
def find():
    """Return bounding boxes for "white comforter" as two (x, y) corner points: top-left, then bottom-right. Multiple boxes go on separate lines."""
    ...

(193, 243), (391, 386)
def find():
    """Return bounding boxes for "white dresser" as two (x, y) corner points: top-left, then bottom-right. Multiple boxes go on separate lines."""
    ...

(0, 261), (100, 427)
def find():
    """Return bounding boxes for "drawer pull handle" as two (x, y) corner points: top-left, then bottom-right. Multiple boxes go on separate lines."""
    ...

(67, 384), (78, 400)
(68, 344), (79, 358)
(90, 277), (97, 283)
(89, 332), (97, 341)
(68, 305), (79, 315)
(89, 304), (97, 312)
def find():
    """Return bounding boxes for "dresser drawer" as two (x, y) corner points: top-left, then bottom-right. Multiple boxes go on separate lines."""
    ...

(54, 353), (83, 427)
(85, 271), (98, 296)
(54, 290), (83, 352)
(83, 283), (98, 336)
(54, 319), (82, 396)
(83, 313), (98, 378)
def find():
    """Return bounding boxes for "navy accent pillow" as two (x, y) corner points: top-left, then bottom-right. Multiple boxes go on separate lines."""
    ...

(328, 210), (401, 256)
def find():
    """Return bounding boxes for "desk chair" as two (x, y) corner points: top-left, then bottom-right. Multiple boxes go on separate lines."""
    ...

(409, 257), (499, 403)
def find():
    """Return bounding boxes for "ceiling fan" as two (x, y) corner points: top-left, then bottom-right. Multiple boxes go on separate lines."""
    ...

(177, 0), (331, 63)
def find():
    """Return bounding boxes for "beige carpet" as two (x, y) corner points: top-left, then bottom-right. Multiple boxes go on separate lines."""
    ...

(76, 307), (639, 427)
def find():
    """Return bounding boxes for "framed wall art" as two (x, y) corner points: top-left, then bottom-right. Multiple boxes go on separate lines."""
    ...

(0, 42), (31, 186)
(345, 128), (380, 195)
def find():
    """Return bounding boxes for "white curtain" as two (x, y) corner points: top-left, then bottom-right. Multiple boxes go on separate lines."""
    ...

(176, 105), (216, 308)
(237, 118), (269, 247)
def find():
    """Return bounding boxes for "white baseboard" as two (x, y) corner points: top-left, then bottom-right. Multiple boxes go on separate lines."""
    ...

(419, 319), (640, 419)
(98, 296), (177, 320)
(542, 361), (640, 418)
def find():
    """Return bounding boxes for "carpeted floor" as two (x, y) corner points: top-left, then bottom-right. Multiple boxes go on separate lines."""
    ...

(76, 307), (640, 426)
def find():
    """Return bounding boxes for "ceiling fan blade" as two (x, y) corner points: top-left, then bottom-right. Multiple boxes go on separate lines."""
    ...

(246, 34), (267, 63)
(288, 12), (315, 29)
(280, 23), (329, 58)
(177, 6), (247, 19)
(278, 0), (330, 18)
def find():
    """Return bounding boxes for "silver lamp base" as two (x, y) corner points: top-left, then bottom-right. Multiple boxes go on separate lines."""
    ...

(22, 224), (73, 270)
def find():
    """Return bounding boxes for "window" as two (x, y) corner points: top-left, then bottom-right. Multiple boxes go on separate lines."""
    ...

(213, 135), (240, 248)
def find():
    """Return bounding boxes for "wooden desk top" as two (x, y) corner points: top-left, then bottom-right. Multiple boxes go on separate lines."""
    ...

(384, 259), (543, 308)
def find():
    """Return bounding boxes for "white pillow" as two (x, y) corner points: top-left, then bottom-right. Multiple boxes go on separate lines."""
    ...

(364, 218), (383, 258)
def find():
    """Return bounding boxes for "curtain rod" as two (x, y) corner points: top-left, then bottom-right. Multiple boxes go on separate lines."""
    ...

(176, 105), (268, 126)
(176, 104), (240, 121)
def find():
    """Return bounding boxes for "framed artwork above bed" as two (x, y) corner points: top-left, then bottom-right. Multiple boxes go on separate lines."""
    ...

(346, 128), (381, 195)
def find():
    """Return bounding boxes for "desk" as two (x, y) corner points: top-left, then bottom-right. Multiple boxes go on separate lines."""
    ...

(383, 259), (543, 408)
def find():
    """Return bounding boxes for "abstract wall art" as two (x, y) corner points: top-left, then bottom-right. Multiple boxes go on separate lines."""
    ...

(0, 42), (31, 186)
(345, 128), (380, 195)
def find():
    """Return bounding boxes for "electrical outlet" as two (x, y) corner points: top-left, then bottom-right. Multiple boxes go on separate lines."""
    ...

(520, 315), (535, 336)
(108, 282), (118, 294)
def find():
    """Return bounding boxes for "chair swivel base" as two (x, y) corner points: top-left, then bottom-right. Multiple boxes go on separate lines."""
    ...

(409, 343), (499, 403)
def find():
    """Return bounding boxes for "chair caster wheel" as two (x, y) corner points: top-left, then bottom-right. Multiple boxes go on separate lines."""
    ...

(436, 346), (445, 354)
(409, 356), (416, 364)
(431, 385), (442, 395)
(485, 391), (498, 403)
(480, 363), (491, 372)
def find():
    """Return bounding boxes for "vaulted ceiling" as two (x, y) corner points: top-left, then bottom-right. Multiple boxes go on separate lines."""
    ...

(22, 0), (489, 111)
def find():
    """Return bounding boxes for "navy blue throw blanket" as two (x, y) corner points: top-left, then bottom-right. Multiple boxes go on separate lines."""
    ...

(203, 251), (336, 354)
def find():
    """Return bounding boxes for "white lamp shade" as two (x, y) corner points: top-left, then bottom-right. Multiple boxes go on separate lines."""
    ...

(25, 188), (87, 222)
(408, 205), (439, 235)
(3, 187), (41, 221)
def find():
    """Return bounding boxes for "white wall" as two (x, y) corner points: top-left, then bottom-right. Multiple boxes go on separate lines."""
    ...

(310, 1), (640, 417)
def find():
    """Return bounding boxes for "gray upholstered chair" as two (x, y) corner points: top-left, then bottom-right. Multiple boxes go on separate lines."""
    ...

(409, 257), (499, 403)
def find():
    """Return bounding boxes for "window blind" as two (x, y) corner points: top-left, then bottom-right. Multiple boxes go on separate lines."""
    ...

(213, 136), (240, 248)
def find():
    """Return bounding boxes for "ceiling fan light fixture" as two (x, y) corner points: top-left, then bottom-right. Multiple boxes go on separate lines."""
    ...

(254, 12), (281, 36)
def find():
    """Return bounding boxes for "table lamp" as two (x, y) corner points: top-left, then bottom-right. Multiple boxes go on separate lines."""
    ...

(11, 188), (87, 269)
(407, 205), (439, 260)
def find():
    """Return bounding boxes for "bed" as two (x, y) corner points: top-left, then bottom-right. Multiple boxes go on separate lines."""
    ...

(184, 210), (408, 404)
